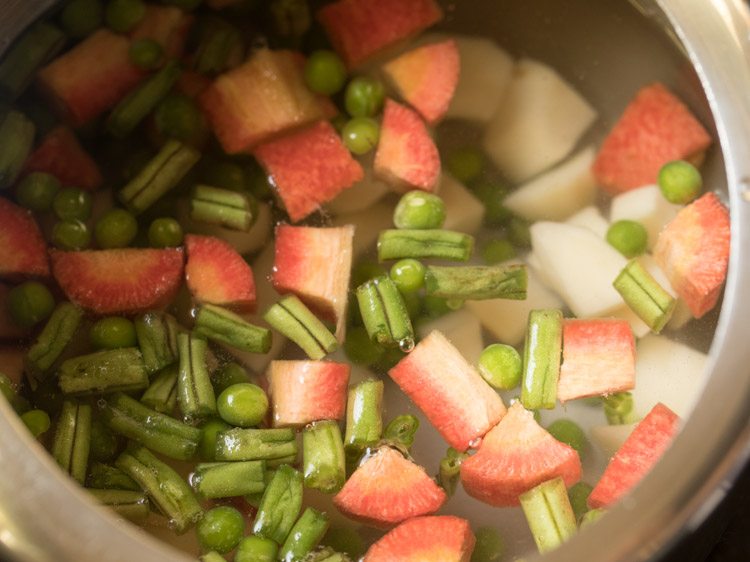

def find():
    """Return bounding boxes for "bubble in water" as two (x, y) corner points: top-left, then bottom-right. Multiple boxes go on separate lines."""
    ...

(468, 437), (482, 449)
(398, 337), (415, 353)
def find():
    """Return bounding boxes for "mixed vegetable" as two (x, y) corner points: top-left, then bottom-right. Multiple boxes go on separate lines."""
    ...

(0, 0), (731, 560)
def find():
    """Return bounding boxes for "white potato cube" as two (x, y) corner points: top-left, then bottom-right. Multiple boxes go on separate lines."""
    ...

(332, 200), (393, 258)
(530, 222), (627, 318)
(418, 308), (484, 366)
(590, 424), (637, 459)
(440, 174), (485, 235)
(565, 206), (609, 239)
(326, 163), (389, 215)
(504, 146), (597, 221)
(483, 58), (597, 183)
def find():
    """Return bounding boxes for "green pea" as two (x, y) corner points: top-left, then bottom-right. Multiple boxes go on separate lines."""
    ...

(52, 219), (91, 250)
(482, 239), (516, 265)
(0, 373), (16, 402)
(212, 362), (250, 395)
(471, 527), (504, 562)
(216, 383), (268, 428)
(393, 190), (446, 230)
(472, 182), (511, 226)
(147, 217), (184, 248)
(16, 172), (61, 212)
(198, 418), (231, 461)
(21, 409), (51, 438)
(507, 216), (531, 248)
(201, 160), (247, 193)
(129, 38), (163, 70)
(344, 76), (385, 118)
(568, 481), (593, 522)
(422, 295), (452, 319)
(7, 282), (55, 329)
(245, 160), (274, 201)
(94, 208), (138, 249)
(658, 160), (702, 204)
(89, 317), (138, 349)
(343, 326), (384, 366)
(580, 507), (605, 528)
(235, 535), (278, 562)
(606, 219), (648, 258)
(389, 259), (426, 293)
(446, 146), (484, 185)
(322, 526), (366, 559)
(304, 50), (347, 95)
(105, 0), (146, 33)
(478, 343), (522, 390)
(401, 289), (422, 319)
(89, 419), (119, 462)
(53, 187), (92, 221)
(60, 0), (104, 38)
(331, 114), (348, 134)
(342, 117), (380, 155)
(546, 418), (587, 459)
(196, 506), (245, 554)
(154, 94), (204, 143)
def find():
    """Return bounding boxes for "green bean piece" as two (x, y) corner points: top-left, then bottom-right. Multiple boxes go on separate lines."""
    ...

(59, 347), (148, 396)
(602, 392), (640, 425)
(0, 111), (35, 189)
(99, 392), (201, 460)
(16, 172), (61, 212)
(215, 427), (297, 462)
(521, 309), (563, 411)
(658, 160), (703, 204)
(613, 259), (675, 334)
(21, 409), (51, 438)
(52, 400), (91, 484)
(269, 0), (311, 43)
(26, 302), (84, 379)
(471, 527), (505, 562)
(154, 94), (205, 144)
(212, 362), (250, 395)
(383, 414), (419, 450)
(344, 380), (383, 465)
(89, 420), (119, 463)
(60, 0), (103, 38)
(191, 460), (266, 499)
(438, 447), (468, 496)
(194, 18), (242, 75)
(129, 38), (163, 70)
(87, 462), (140, 491)
(88, 488), (150, 521)
(176, 333), (217, 420)
(190, 184), (255, 231)
(482, 239), (517, 265)
(478, 343), (522, 391)
(116, 445), (202, 534)
(264, 296), (338, 360)
(134, 312), (179, 374)
(118, 140), (201, 215)
(424, 264), (527, 301)
(279, 507), (330, 562)
(235, 535), (278, 562)
(0, 23), (65, 101)
(194, 304), (272, 354)
(377, 229), (474, 262)
(141, 364), (178, 414)
(197, 505), (245, 554)
(107, 61), (181, 138)
(198, 418), (231, 461)
(253, 464), (304, 544)
(580, 508), (605, 528)
(393, 191), (446, 230)
(446, 146), (484, 185)
(567, 482), (594, 523)
(356, 276), (414, 349)
(199, 552), (227, 562)
(519, 477), (577, 554)
(303, 548), (349, 562)
(303, 420), (346, 493)
(6, 281), (55, 329)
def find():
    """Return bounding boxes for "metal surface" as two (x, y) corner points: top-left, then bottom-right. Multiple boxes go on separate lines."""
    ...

(0, 0), (749, 560)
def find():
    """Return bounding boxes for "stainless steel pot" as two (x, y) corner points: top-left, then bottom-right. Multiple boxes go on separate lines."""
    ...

(1, 0), (750, 560)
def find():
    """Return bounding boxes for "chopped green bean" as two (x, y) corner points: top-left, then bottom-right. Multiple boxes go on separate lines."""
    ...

(89, 420), (119, 462)
(190, 184), (255, 231)
(177, 333), (217, 420)
(59, 347), (148, 396)
(194, 304), (272, 354)
(87, 462), (140, 491)
(198, 418), (231, 461)
(26, 302), (84, 379)
(580, 508), (605, 528)
(279, 507), (330, 562)
(613, 259), (675, 334)
(52, 400), (91, 484)
(521, 309), (563, 410)
(253, 464), (304, 545)
(264, 295), (338, 360)
(116, 445), (202, 534)
(602, 392), (640, 425)
(191, 460), (266, 499)
(438, 447), (468, 496)
(356, 275), (414, 349)
(344, 380), (383, 465)
(424, 264), (527, 301)
(0, 23), (65, 101)
(0, 111), (35, 189)
(99, 392), (201, 460)
(215, 427), (297, 462)
(88, 488), (150, 521)
(568, 481), (594, 523)
(194, 19), (242, 75)
(378, 229), (474, 262)
(303, 420), (346, 493)
(141, 364), (179, 414)
(235, 536), (278, 562)
(383, 414), (419, 450)
(519, 477), (577, 553)
(482, 239), (517, 265)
